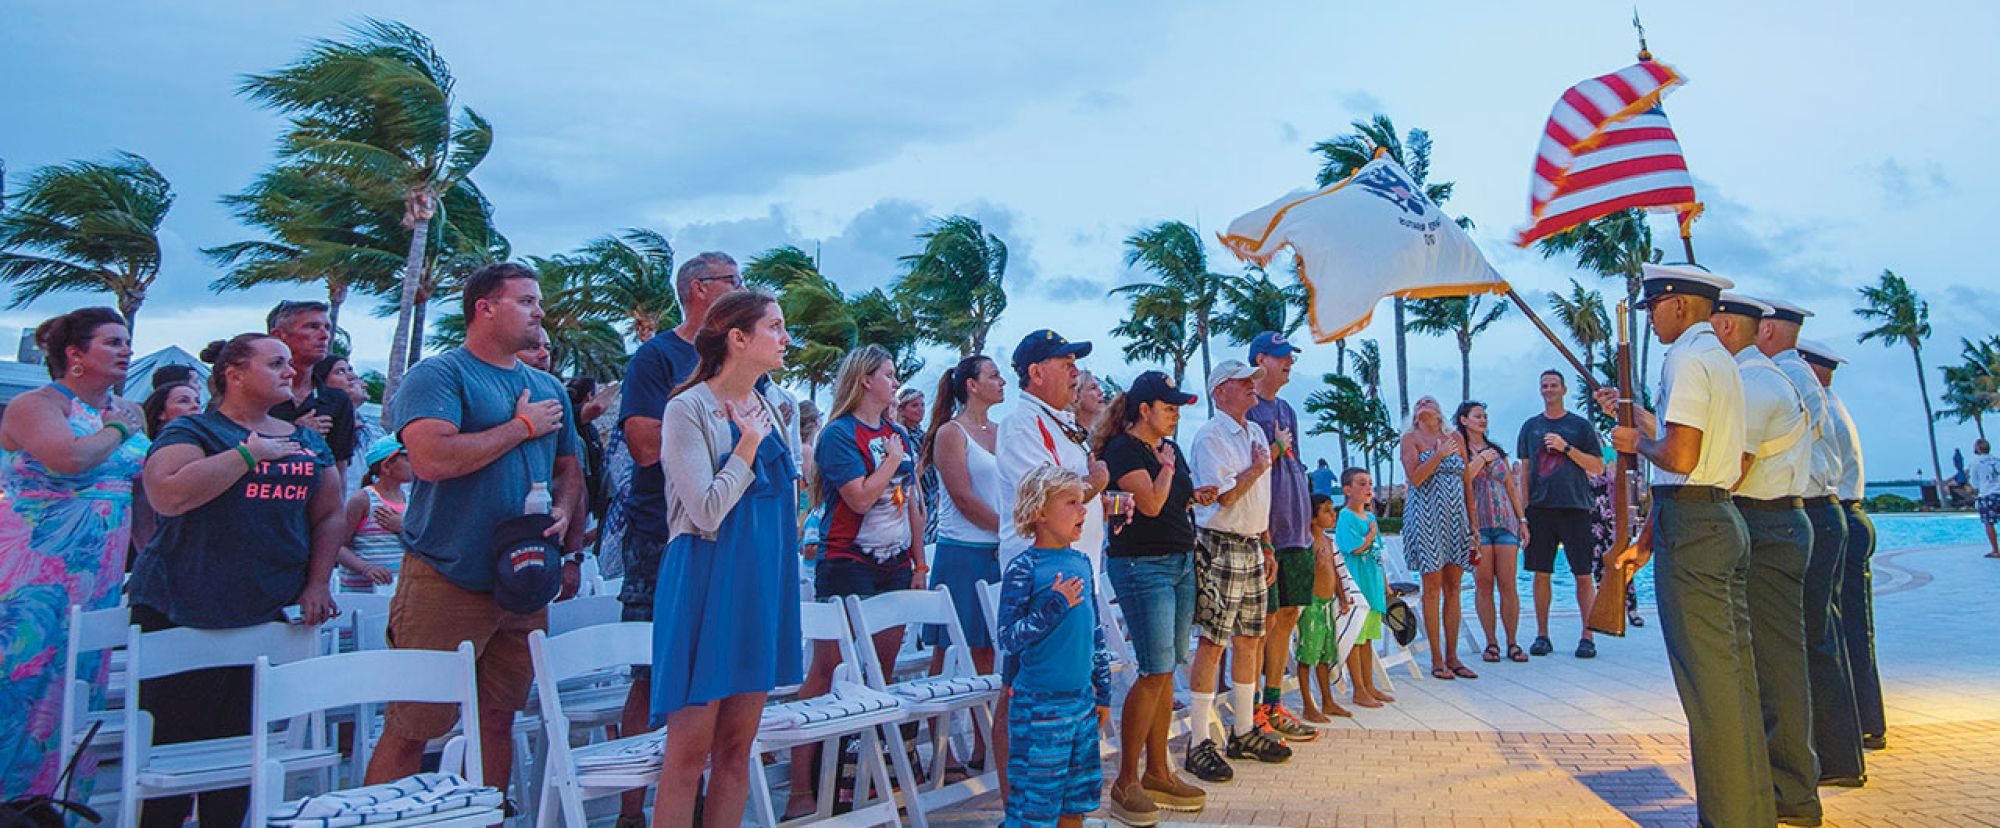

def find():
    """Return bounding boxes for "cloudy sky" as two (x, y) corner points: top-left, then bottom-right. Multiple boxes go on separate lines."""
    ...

(5, 1), (1995, 482)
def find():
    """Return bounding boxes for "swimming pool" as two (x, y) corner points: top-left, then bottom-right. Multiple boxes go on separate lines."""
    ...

(1386, 512), (1984, 613)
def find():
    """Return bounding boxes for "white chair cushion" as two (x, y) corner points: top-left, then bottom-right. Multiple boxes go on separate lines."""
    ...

(572, 729), (667, 775)
(884, 674), (1002, 703)
(760, 682), (901, 731)
(267, 772), (502, 828)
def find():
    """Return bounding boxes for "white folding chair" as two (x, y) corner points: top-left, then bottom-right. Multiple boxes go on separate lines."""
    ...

(750, 601), (921, 828)
(251, 642), (503, 828)
(119, 621), (340, 828)
(845, 589), (1001, 823)
(528, 623), (658, 828)
(63, 605), (130, 770)
(548, 595), (624, 637)
(972, 580), (1001, 650)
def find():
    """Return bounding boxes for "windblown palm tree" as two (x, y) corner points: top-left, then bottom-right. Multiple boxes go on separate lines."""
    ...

(429, 255), (626, 381)
(241, 18), (495, 398)
(1534, 208), (1662, 392)
(1855, 269), (1943, 486)
(1405, 295), (1508, 400)
(1311, 115), (1465, 418)
(1211, 265), (1309, 345)
(206, 162), (406, 332)
(747, 245), (857, 399)
(577, 228), (677, 343)
(896, 215), (1008, 357)
(0, 152), (172, 332)
(1547, 279), (1614, 375)
(1938, 336), (2000, 441)
(1115, 220), (1227, 395)
(848, 287), (925, 380)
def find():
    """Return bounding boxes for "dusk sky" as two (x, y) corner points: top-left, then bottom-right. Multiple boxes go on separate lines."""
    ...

(5, 1), (1994, 482)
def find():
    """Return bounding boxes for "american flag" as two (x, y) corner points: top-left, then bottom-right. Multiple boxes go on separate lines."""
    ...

(1514, 60), (1702, 247)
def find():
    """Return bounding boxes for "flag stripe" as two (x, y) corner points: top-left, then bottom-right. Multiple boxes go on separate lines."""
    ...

(1516, 59), (1697, 247)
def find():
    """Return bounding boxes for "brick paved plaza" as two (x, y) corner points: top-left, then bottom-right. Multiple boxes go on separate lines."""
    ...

(933, 537), (2000, 827)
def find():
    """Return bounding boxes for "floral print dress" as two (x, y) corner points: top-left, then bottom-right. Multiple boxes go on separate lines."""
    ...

(0, 387), (148, 794)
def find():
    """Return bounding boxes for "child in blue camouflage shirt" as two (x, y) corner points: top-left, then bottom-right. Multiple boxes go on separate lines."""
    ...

(998, 464), (1112, 828)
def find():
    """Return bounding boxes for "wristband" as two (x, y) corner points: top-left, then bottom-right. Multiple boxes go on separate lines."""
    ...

(234, 444), (257, 471)
(913, 565), (931, 573)
(107, 421), (131, 440)
(514, 414), (535, 438)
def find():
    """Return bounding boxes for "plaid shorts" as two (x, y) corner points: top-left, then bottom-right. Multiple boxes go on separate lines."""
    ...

(1004, 689), (1102, 827)
(1981, 493), (2000, 526)
(1193, 528), (1267, 642)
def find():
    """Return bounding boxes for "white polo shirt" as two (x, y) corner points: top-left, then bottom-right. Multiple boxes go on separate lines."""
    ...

(1734, 345), (1812, 500)
(995, 390), (1104, 569)
(1826, 389), (1866, 501)
(1652, 322), (1747, 489)
(1190, 412), (1271, 537)
(1773, 348), (1838, 497)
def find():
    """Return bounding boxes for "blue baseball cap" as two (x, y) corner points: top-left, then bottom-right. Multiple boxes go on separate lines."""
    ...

(1249, 331), (1302, 361)
(364, 435), (404, 468)
(492, 514), (562, 614)
(1012, 329), (1093, 375)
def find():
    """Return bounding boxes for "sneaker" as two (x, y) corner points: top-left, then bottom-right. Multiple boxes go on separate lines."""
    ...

(1862, 733), (1888, 750)
(1182, 738), (1234, 783)
(1575, 638), (1597, 659)
(1225, 727), (1293, 764)
(1107, 783), (1160, 827)
(1140, 774), (1206, 813)
(1529, 635), (1553, 656)
(1257, 702), (1317, 742)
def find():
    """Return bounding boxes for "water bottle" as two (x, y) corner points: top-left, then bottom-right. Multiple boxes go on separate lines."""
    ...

(524, 481), (552, 515)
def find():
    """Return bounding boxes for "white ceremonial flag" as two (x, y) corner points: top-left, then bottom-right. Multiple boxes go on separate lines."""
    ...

(1218, 156), (1505, 343)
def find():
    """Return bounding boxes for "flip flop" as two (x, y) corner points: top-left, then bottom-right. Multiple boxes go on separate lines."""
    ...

(1431, 666), (1456, 680)
(1482, 643), (1501, 663)
(1508, 644), (1529, 663)
(1449, 663), (1479, 680)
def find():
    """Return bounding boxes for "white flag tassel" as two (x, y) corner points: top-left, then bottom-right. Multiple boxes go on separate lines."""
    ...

(1218, 157), (1506, 343)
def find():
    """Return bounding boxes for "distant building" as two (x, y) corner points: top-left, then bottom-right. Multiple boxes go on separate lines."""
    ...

(17, 330), (42, 365)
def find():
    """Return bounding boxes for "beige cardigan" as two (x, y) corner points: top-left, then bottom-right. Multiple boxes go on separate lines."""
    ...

(659, 380), (800, 543)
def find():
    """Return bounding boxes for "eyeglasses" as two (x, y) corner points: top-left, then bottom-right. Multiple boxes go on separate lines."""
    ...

(696, 275), (744, 287)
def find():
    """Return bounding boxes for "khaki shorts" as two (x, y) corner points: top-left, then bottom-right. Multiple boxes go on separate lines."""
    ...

(381, 553), (547, 741)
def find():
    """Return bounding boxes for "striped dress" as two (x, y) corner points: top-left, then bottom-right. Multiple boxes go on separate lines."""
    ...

(1402, 449), (1475, 574)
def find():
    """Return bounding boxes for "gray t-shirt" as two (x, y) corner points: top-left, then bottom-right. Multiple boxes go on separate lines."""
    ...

(1515, 411), (1602, 511)
(389, 347), (577, 591)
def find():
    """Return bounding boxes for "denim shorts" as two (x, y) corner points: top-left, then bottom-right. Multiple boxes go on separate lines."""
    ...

(1104, 553), (1195, 675)
(1477, 527), (1520, 547)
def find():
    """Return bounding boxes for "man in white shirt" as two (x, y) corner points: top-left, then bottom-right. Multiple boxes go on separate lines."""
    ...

(1182, 359), (1289, 781)
(1970, 439), (2000, 557)
(1713, 294), (1820, 824)
(1802, 339), (1888, 756)
(1758, 300), (1865, 784)
(1596, 265), (1770, 827)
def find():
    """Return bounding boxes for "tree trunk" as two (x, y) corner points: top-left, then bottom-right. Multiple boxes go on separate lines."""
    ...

(1459, 340), (1472, 401)
(1394, 298), (1410, 417)
(326, 281), (348, 337)
(1977, 412), (1987, 442)
(1336, 341), (1349, 468)
(384, 196), (432, 400)
(408, 297), (429, 371)
(1196, 310), (1214, 417)
(117, 291), (142, 338)
(1913, 343), (1945, 490)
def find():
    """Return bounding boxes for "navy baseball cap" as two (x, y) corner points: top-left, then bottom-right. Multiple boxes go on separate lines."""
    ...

(1012, 329), (1092, 375)
(1128, 370), (1197, 407)
(1249, 331), (1302, 361)
(492, 514), (562, 614)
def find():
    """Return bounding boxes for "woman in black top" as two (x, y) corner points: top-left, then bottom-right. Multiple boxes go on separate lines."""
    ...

(1093, 371), (1216, 818)
(125, 333), (342, 828)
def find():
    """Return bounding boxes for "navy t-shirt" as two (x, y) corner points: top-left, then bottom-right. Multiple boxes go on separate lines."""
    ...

(127, 412), (335, 628)
(389, 347), (577, 591)
(617, 332), (698, 540)
(1101, 432), (1196, 558)
(816, 414), (916, 567)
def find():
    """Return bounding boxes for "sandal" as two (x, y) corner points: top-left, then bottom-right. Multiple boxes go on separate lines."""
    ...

(1508, 644), (1529, 663)
(1431, 666), (1456, 680)
(1482, 644), (1501, 663)
(1448, 662), (1479, 680)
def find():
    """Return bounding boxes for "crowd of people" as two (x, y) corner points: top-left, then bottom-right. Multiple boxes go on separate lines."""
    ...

(0, 253), (1891, 828)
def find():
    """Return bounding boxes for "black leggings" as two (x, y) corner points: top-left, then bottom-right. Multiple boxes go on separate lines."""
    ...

(132, 604), (253, 828)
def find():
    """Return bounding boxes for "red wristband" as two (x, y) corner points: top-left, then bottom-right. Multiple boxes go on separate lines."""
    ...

(514, 414), (535, 438)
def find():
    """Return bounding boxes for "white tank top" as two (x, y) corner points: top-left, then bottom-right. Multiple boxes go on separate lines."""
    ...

(935, 420), (1002, 545)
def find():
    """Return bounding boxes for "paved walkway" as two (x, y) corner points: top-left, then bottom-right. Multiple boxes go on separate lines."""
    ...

(930, 537), (2000, 826)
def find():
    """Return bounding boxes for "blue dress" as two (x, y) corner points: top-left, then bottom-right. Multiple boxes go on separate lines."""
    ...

(651, 425), (803, 719)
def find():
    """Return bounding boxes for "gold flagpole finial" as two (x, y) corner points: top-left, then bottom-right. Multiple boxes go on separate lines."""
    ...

(1633, 7), (1653, 61)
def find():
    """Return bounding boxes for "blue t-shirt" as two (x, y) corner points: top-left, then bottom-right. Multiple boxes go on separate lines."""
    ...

(616, 331), (698, 540)
(815, 414), (916, 567)
(389, 347), (577, 591)
(996, 546), (1111, 704)
(1308, 465), (1336, 499)
(127, 412), (335, 628)
(1247, 396), (1312, 549)
(1335, 506), (1381, 558)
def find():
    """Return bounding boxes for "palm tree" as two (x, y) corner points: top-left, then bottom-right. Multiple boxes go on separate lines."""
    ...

(1855, 269), (1943, 487)
(577, 228), (677, 343)
(1534, 208), (1662, 392)
(747, 245), (857, 399)
(1405, 295), (1508, 400)
(1547, 279), (1614, 375)
(895, 215), (1007, 357)
(241, 18), (495, 399)
(1115, 220), (1228, 395)
(848, 287), (925, 379)
(0, 152), (172, 332)
(1312, 115), (1463, 418)
(430, 255), (626, 381)
(1939, 336), (2000, 441)
(1211, 265), (1309, 345)
(206, 161), (406, 332)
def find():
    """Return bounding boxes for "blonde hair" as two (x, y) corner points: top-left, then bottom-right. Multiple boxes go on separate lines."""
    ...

(1011, 463), (1092, 539)
(810, 344), (896, 510)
